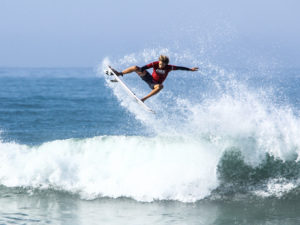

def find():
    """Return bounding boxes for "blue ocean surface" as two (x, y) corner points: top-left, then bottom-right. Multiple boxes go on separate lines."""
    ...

(0, 55), (300, 224)
(0, 68), (146, 145)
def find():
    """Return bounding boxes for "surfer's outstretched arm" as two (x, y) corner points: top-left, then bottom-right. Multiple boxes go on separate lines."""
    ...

(141, 84), (164, 102)
(190, 67), (199, 71)
(173, 66), (199, 71)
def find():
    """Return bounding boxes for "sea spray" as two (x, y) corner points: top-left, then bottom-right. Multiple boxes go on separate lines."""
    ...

(97, 48), (300, 200)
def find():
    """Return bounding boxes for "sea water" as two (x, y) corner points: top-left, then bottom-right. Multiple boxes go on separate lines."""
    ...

(0, 51), (300, 224)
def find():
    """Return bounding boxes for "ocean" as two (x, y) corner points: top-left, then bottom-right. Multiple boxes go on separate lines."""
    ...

(0, 51), (300, 224)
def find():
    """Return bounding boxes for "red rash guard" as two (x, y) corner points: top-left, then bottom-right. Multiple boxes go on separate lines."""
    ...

(140, 61), (190, 84)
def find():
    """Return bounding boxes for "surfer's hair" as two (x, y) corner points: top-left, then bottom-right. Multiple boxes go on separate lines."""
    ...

(159, 55), (169, 64)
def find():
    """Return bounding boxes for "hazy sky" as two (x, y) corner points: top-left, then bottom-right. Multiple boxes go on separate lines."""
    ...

(1, 0), (299, 68)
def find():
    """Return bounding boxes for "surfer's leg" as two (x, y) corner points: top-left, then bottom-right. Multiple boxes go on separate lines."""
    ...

(122, 66), (146, 76)
(109, 65), (146, 76)
(108, 66), (123, 76)
(141, 84), (164, 102)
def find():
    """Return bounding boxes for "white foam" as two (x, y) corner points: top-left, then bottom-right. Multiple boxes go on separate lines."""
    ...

(0, 136), (219, 202)
(253, 178), (297, 198)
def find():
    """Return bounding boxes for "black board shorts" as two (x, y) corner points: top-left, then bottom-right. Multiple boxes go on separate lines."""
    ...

(140, 71), (158, 89)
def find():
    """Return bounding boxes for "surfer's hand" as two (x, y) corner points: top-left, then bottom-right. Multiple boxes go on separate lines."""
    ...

(191, 67), (199, 71)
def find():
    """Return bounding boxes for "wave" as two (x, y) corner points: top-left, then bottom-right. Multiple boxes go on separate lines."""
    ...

(1, 83), (300, 202)
(1, 130), (300, 202)
(0, 136), (219, 202)
(0, 48), (299, 202)
(215, 149), (300, 199)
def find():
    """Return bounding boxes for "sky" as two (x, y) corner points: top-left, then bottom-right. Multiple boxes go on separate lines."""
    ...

(0, 0), (300, 68)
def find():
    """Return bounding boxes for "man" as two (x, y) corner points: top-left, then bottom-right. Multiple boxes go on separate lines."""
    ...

(109, 55), (198, 102)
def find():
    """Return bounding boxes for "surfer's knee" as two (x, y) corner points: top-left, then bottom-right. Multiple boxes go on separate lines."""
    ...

(134, 66), (146, 76)
(133, 65), (140, 72)
(155, 84), (164, 90)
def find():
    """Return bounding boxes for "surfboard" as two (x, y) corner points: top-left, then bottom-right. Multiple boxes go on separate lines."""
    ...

(106, 66), (155, 114)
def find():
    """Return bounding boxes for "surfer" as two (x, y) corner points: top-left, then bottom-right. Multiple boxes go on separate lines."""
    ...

(109, 55), (198, 102)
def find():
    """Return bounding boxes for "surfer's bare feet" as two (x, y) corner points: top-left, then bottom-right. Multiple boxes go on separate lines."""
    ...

(141, 97), (146, 102)
(108, 66), (123, 76)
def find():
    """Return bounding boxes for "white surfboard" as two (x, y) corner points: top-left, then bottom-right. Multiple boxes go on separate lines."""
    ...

(106, 66), (155, 114)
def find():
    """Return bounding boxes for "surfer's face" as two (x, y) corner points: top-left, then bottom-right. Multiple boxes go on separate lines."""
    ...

(159, 61), (167, 69)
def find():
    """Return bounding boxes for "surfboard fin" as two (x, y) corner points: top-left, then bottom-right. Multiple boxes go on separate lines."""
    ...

(110, 79), (118, 82)
(105, 70), (114, 76)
